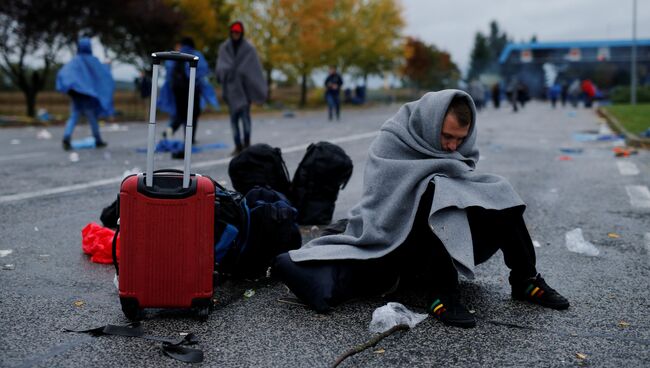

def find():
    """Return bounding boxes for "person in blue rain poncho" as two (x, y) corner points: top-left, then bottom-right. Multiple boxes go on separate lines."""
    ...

(56, 37), (114, 150)
(157, 37), (218, 144)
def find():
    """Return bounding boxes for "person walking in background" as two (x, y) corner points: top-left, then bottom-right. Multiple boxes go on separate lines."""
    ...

(468, 80), (485, 111)
(581, 79), (597, 108)
(560, 80), (568, 107)
(324, 66), (343, 121)
(568, 79), (581, 107)
(506, 79), (519, 112)
(158, 37), (218, 144)
(548, 82), (562, 108)
(491, 82), (501, 109)
(216, 21), (268, 156)
(56, 37), (113, 150)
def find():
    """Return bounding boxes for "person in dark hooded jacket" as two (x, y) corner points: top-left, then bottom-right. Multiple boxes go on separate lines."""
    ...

(56, 37), (114, 150)
(216, 21), (267, 155)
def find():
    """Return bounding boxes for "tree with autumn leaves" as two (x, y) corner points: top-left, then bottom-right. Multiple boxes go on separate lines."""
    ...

(402, 37), (460, 93)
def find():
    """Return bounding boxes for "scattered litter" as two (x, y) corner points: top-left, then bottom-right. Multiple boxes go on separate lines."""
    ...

(613, 147), (638, 158)
(557, 155), (572, 161)
(69, 152), (80, 162)
(618, 320), (630, 328)
(113, 274), (119, 290)
(565, 228), (599, 256)
(37, 108), (50, 122)
(277, 297), (308, 307)
(572, 132), (624, 142)
(607, 232), (620, 239)
(135, 139), (227, 154)
(71, 137), (96, 149)
(532, 240), (541, 248)
(559, 147), (583, 154)
(575, 353), (587, 360)
(179, 332), (189, 336)
(10, 139), (20, 145)
(73, 300), (85, 307)
(36, 129), (52, 140)
(369, 302), (427, 334)
(374, 348), (385, 354)
(243, 289), (255, 298)
(2, 264), (15, 270)
(34, 227), (39, 232)
(101, 123), (128, 132)
(0, 250), (13, 257)
(122, 167), (141, 179)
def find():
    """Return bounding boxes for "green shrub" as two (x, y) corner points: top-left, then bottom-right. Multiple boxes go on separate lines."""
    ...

(610, 85), (650, 104)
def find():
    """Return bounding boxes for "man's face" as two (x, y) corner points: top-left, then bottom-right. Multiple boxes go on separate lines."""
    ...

(231, 31), (242, 41)
(440, 113), (470, 152)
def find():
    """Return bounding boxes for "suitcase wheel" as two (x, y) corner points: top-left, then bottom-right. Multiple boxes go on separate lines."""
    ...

(192, 298), (212, 322)
(120, 297), (143, 321)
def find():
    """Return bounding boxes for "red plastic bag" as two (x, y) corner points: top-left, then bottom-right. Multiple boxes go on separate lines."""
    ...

(82, 222), (120, 264)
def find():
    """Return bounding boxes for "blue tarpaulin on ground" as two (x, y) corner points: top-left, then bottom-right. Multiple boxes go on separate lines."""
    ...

(136, 139), (228, 153)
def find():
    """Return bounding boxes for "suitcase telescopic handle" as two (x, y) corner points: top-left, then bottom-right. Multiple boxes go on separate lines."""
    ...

(146, 51), (199, 189)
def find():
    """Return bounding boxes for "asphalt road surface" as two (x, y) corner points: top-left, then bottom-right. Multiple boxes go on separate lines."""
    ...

(1, 101), (649, 367)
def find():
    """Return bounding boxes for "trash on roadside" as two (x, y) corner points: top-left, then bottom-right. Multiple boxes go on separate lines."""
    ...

(243, 289), (255, 298)
(532, 240), (541, 248)
(607, 232), (620, 239)
(82, 222), (119, 264)
(369, 302), (427, 334)
(10, 139), (20, 145)
(560, 148), (583, 154)
(69, 152), (80, 162)
(2, 264), (15, 270)
(73, 300), (85, 307)
(618, 320), (630, 328)
(565, 228), (599, 256)
(37, 108), (50, 122)
(576, 353), (587, 360)
(557, 155), (572, 161)
(613, 147), (638, 158)
(572, 132), (624, 142)
(36, 129), (52, 140)
(0, 249), (12, 257)
(71, 137), (96, 149)
(374, 348), (385, 354)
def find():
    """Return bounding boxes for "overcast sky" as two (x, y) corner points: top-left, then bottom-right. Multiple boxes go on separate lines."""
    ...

(401, 0), (649, 74)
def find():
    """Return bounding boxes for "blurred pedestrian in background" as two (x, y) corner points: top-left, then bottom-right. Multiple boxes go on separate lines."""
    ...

(56, 37), (113, 150)
(324, 66), (343, 121)
(548, 82), (562, 108)
(568, 79), (581, 107)
(581, 79), (597, 108)
(158, 37), (218, 144)
(506, 79), (519, 112)
(491, 82), (501, 109)
(560, 80), (568, 107)
(216, 21), (267, 155)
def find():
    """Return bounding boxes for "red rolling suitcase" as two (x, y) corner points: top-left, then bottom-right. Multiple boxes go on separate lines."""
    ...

(116, 51), (214, 320)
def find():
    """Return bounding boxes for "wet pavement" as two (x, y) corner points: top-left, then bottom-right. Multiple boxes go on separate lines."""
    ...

(1, 101), (649, 367)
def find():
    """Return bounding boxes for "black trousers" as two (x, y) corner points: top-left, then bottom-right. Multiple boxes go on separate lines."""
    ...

(273, 185), (538, 311)
(172, 86), (201, 143)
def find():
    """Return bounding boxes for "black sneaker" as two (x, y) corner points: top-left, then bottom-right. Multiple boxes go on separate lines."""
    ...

(512, 274), (569, 310)
(62, 139), (72, 151)
(95, 140), (107, 148)
(428, 291), (476, 328)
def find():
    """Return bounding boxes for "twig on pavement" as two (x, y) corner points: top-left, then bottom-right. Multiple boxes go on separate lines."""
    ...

(331, 324), (410, 368)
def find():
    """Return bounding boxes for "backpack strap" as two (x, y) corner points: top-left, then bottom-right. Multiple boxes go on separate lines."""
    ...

(65, 322), (203, 363)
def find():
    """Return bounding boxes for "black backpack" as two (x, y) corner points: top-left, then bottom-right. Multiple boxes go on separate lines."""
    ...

(290, 142), (353, 225)
(228, 143), (291, 196)
(214, 185), (301, 280)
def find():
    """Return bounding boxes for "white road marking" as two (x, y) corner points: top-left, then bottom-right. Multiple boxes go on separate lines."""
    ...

(0, 131), (379, 204)
(0, 152), (48, 162)
(625, 185), (650, 208)
(616, 161), (640, 176)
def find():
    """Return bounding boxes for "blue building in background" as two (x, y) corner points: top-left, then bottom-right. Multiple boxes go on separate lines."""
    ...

(499, 39), (650, 98)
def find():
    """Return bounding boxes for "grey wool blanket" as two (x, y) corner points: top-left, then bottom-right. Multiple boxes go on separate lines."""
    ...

(289, 90), (525, 277)
(215, 39), (267, 112)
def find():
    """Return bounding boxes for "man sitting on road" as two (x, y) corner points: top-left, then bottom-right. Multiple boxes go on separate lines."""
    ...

(274, 90), (569, 328)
